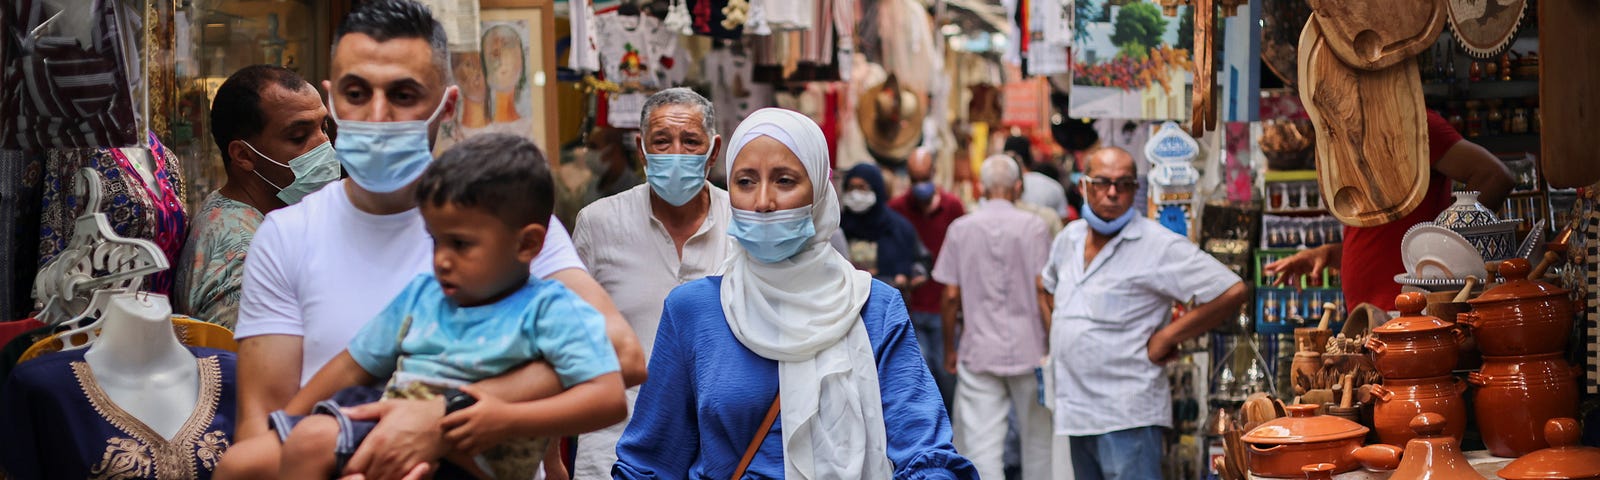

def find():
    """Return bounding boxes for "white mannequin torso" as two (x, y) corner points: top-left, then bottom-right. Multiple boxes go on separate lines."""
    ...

(83, 293), (199, 440)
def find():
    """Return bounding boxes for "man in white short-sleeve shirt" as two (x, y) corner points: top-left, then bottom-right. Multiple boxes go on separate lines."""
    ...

(1040, 147), (1246, 480)
(221, 2), (644, 478)
(570, 88), (731, 480)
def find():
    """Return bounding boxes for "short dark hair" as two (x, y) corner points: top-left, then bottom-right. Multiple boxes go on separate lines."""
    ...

(210, 65), (311, 165)
(415, 133), (553, 228)
(333, 0), (451, 83)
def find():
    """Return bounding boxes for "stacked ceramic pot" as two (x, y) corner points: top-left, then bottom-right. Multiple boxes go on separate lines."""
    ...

(1365, 292), (1468, 446)
(1460, 259), (1580, 458)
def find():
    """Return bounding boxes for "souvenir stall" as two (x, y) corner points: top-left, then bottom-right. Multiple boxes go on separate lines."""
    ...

(1192, 0), (1600, 476)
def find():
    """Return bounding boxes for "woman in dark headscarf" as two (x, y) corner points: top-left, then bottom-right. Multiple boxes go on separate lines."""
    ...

(838, 163), (927, 290)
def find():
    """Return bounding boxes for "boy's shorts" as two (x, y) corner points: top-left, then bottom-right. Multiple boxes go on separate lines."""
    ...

(268, 385), (548, 479)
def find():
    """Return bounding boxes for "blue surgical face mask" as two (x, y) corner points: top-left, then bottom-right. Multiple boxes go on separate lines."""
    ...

(912, 181), (936, 202)
(243, 141), (341, 205)
(645, 152), (709, 206)
(729, 205), (815, 263)
(1083, 203), (1139, 236)
(328, 87), (455, 193)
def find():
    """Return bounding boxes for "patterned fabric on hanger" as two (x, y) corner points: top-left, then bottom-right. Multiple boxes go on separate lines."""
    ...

(37, 132), (188, 296)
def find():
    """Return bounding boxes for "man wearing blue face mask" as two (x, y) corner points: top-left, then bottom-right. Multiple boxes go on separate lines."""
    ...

(1040, 147), (1248, 480)
(569, 87), (731, 479)
(888, 147), (965, 411)
(176, 65), (339, 330)
(220, 2), (646, 479)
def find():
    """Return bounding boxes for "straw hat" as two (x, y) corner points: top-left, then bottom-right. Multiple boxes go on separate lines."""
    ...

(857, 74), (926, 162)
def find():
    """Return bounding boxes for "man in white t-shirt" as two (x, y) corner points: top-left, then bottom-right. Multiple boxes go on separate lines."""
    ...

(219, 2), (645, 478)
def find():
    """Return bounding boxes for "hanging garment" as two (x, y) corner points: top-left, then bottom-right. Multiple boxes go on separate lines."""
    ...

(567, 0), (601, 73)
(689, 0), (744, 39)
(0, 347), (236, 479)
(595, 11), (679, 90)
(0, 150), (43, 319)
(2, 0), (140, 150)
(704, 46), (774, 137)
(1026, 0), (1072, 76)
(37, 132), (188, 296)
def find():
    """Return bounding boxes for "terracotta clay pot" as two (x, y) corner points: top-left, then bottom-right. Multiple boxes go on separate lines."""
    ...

(1469, 353), (1581, 458)
(1353, 413), (1487, 479)
(1242, 404), (1369, 477)
(1498, 418), (1600, 479)
(1302, 463), (1337, 480)
(1368, 293), (1463, 379)
(1370, 375), (1468, 446)
(1459, 259), (1573, 356)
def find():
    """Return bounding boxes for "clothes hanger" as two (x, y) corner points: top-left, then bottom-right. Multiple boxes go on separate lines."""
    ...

(32, 168), (168, 330)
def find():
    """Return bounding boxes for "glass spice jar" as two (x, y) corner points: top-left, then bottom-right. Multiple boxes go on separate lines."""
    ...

(1486, 100), (1505, 136)
(1500, 54), (1513, 81)
(1510, 108), (1529, 134)
(1465, 102), (1483, 137)
(1469, 62), (1483, 82)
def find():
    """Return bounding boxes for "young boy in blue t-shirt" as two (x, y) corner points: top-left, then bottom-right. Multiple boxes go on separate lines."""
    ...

(263, 133), (626, 479)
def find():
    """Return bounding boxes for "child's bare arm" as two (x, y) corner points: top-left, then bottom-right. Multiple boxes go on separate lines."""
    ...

(439, 372), (627, 456)
(284, 351), (379, 415)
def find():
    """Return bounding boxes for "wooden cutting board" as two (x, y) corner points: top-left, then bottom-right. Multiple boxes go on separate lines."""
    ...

(1540, 0), (1600, 188)
(1310, 0), (1447, 71)
(1299, 17), (1431, 227)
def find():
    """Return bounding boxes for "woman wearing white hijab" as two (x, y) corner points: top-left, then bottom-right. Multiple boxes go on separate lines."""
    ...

(614, 108), (975, 479)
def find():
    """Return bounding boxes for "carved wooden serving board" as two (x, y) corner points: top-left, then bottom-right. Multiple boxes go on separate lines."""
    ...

(1299, 17), (1431, 227)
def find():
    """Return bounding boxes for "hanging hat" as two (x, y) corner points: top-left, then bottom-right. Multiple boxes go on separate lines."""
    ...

(857, 74), (926, 163)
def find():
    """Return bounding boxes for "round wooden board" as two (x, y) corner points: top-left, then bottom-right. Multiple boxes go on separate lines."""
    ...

(1309, 0), (1448, 71)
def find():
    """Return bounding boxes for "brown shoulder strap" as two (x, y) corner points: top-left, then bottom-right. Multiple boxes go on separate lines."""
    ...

(732, 394), (781, 480)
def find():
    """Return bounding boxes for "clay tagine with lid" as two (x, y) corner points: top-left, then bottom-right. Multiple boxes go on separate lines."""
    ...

(1242, 404), (1370, 477)
(1353, 413), (1487, 479)
(1497, 418), (1600, 480)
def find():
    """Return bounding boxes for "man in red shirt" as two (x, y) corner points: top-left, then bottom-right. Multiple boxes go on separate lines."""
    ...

(1266, 111), (1514, 310)
(889, 148), (966, 409)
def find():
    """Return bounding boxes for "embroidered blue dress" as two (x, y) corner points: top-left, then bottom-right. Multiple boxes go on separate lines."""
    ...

(613, 277), (977, 479)
(0, 347), (235, 479)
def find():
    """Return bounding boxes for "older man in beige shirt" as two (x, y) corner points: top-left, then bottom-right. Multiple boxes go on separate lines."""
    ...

(571, 88), (731, 479)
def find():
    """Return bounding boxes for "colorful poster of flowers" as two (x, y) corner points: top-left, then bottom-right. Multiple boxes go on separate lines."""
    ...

(1069, 0), (1194, 120)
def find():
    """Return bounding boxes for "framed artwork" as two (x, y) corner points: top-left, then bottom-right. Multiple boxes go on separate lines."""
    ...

(438, 1), (559, 163)
(1068, 0), (1194, 120)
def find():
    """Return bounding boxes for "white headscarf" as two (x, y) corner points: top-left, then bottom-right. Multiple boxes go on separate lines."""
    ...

(720, 108), (891, 480)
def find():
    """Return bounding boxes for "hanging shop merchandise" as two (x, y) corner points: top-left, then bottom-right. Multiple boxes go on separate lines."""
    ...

(1297, 2), (1437, 227)
(0, 170), (235, 479)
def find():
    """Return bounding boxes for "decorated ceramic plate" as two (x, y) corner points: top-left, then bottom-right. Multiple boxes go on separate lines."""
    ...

(1401, 222), (1488, 279)
(1393, 273), (1472, 291)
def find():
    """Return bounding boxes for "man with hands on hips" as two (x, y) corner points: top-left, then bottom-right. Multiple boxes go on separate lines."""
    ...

(1040, 147), (1247, 480)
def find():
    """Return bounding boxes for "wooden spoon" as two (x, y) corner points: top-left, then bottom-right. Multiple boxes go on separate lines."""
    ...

(1529, 251), (1560, 280)
(1452, 276), (1479, 303)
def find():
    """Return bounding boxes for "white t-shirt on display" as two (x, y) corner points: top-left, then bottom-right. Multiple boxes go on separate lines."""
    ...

(235, 181), (586, 385)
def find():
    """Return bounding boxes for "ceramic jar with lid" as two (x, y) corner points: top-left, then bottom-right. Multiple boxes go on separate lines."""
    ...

(1497, 418), (1600, 479)
(1469, 353), (1581, 458)
(1370, 375), (1468, 446)
(1242, 404), (1370, 477)
(1353, 413), (1487, 479)
(1367, 292), (1463, 379)
(1459, 259), (1574, 356)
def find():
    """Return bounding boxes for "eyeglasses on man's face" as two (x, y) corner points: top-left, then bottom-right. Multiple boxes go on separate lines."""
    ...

(1082, 176), (1139, 192)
